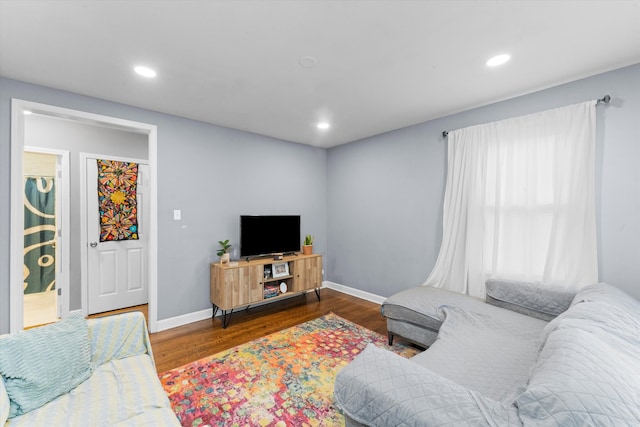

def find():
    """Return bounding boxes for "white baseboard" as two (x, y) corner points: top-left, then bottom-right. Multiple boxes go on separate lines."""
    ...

(156, 307), (214, 332)
(155, 289), (316, 332)
(323, 281), (385, 305)
(153, 281), (384, 333)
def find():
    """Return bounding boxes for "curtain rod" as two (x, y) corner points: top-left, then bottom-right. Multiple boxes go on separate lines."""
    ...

(441, 95), (611, 138)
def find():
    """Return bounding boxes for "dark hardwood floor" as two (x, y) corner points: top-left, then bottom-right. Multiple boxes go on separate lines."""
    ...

(146, 288), (387, 373)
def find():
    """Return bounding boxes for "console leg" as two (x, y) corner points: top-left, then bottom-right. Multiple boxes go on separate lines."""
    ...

(212, 304), (219, 319)
(222, 309), (234, 329)
(314, 288), (321, 301)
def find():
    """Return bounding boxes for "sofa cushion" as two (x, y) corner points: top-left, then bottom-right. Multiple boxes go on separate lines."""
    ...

(485, 279), (575, 321)
(87, 311), (153, 367)
(538, 299), (640, 355)
(0, 314), (92, 418)
(571, 282), (640, 322)
(518, 283), (640, 425)
(382, 286), (486, 334)
(516, 328), (640, 426)
(334, 344), (521, 426)
(6, 353), (179, 426)
(412, 306), (546, 403)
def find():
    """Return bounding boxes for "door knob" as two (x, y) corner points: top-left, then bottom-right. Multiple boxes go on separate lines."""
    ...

(89, 242), (98, 248)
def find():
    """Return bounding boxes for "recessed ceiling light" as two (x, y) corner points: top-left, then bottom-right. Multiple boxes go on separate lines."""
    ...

(299, 56), (317, 68)
(317, 122), (330, 130)
(23, 110), (33, 115)
(486, 54), (511, 67)
(134, 65), (157, 78)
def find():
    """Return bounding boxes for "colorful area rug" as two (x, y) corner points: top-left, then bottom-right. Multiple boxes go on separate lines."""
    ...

(160, 312), (420, 426)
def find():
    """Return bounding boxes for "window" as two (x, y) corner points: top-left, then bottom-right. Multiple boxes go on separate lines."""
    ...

(425, 101), (598, 297)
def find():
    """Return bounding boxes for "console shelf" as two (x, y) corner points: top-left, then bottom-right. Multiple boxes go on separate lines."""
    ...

(210, 253), (322, 328)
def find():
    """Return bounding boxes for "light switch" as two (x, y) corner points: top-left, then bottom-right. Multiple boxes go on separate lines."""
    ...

(173, 210), (181, 220)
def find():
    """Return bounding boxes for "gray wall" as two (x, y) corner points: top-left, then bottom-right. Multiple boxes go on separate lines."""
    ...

(25, 114), (149, 311)
(0, 77), (327, 333)
(327, 63), (640, 300)
(2, 64), (638, 333)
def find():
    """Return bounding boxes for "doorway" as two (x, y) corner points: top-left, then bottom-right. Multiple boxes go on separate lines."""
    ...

(23, 149), (70, 328)
(10, 99), (159, 333)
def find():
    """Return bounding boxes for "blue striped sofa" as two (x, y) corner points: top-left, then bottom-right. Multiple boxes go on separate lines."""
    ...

(1, 312), (180, 426)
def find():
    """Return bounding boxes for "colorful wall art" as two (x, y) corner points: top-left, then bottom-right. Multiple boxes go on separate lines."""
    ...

(97, 159), (139, 242)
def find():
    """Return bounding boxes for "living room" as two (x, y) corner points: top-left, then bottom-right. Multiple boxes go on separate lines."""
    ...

(1, 0), (638, 334)
(1, 1), (639, 425)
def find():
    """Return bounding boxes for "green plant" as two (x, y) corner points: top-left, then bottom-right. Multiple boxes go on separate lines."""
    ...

(303, 234), (314, 246)
(217, 239), (231, 256)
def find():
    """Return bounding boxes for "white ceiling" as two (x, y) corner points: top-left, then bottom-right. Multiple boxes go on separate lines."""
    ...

(1, 1), (639, 148)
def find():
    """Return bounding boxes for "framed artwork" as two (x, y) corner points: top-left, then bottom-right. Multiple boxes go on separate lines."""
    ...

(272, 262), (289, 278)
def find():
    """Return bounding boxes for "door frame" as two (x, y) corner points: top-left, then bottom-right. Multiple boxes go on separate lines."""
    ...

(10, 99), (159, 333)
(23, 146), (71, 321)
(80, 153), (149, 315)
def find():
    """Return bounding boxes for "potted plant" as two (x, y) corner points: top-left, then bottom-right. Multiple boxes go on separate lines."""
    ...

(217, 239), (232, 264)
(302, 234), (314, 255)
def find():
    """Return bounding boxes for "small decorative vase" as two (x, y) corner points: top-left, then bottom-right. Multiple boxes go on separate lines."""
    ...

(220, 253), (230, 264)
(302, 245), (313, 255)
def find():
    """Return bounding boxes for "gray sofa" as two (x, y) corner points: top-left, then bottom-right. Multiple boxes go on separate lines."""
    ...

(334, 281), (640, 426)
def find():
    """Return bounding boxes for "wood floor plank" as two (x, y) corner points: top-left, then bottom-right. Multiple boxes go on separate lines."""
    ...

(149, 288), (387, 373)
(89, 289), (390, 373)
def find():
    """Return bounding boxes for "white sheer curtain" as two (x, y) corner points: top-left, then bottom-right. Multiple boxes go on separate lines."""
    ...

(424, 101), (598, 298)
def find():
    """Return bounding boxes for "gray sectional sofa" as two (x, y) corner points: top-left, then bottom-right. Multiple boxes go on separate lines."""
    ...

(334, 281), (640, 426)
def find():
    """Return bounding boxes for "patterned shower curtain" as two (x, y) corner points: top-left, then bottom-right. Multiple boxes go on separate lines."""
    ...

(24, 177), (56, 294)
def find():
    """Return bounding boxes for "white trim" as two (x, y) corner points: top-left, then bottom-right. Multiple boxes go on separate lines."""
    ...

(78, 155), (88, 317)
(323, 280), (386, 305)
(10, 100), (25, 333)
(10, 99), (159, 332)
(147, 126), (158, 333)
(79, 153), (148, 165)
(156, 307), (214, 332)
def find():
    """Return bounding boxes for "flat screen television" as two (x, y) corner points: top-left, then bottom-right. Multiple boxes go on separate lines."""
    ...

(240, 215), (301, 258)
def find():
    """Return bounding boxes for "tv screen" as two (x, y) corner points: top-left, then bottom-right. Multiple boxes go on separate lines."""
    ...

(240, 215), (301, 258)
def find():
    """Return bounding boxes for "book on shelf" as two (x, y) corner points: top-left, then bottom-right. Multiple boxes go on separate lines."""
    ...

(264, 284), (279, 299)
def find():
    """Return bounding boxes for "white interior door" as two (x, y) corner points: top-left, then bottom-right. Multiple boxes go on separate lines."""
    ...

(86, 157), (149, 314)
